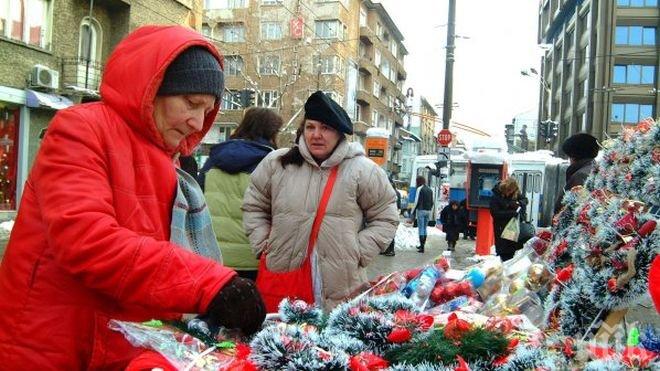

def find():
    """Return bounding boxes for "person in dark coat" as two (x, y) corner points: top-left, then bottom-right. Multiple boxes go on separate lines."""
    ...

(554, 132), (599, 214)
(413, 176), (434, 253)
(440, 200), (463, 251)
(179, 154), (199, 178)
(490, 177), (527, 262)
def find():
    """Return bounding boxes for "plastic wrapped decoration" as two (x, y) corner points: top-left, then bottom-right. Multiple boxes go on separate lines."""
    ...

(401, 265), (443, 309)
(109, 320), (237, 370)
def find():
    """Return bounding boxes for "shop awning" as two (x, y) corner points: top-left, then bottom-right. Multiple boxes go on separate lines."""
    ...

(25, 89), (73, 110)
(399, 127), (421, 142)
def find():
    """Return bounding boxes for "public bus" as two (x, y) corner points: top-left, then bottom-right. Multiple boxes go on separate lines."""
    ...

(508, 151), (567, 228)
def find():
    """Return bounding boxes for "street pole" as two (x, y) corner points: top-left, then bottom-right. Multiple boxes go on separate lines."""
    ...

(441, 0), (456, 131)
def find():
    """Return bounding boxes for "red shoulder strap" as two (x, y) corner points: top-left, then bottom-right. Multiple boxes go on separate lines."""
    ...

(306, 166), (339, 257)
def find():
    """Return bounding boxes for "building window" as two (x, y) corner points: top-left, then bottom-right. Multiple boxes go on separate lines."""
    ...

(76, 17), (103, 90)
(390, 41), (398, 56)
(374, 49), (381, 67)
(578, 80), (588, 98)
(359, 72), (368, 91)
(580, 45), (589, 66)
(579, 10), (590, 33)
(221, 24), (245, 42)
(261, 22), (282, 40)
(565, 29), (574, 51)
(611, 103), (654, 124)
(613, 65), (656, 84)
(315, 20), (343, 40)
(615, 26), (656, 45)
(202, 25), (212, 38)
(222, 91), (241, 110)
(314, 55), (342, 74)
(373, 80), (381, 98)
(372, 110), (379, 126)
(375, 22), (382, 38)
(205, 0), (246, 9)
(258, 55), (280, 75)
(0, 0), (52, 49)
(359, 5), (367, 27)
(257, 90), (279, 108)
(225, 55), (244, 76)
(617, 0), (658, 7)
(380, 58), (390, 77)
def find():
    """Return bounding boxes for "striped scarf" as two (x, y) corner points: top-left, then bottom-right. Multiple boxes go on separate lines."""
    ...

(170, 168), (223, 263)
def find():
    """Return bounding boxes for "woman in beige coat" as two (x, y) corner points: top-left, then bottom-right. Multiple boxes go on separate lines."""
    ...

(242, 91), (398, 309)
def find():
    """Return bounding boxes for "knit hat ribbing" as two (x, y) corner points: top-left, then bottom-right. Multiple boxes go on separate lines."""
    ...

(157, 46), (224, 100)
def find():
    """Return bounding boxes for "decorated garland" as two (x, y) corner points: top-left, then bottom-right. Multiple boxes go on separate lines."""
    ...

(544, 119), (660, 337)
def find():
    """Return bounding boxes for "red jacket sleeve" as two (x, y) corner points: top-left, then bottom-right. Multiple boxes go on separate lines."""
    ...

(30, 109), (235, 314)
(650, 256), (660, 314)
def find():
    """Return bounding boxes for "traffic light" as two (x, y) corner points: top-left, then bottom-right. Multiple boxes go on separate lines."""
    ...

(539, 120), (548, 142)
(239, 89), (255, 107)
(547, 121), (559, 141)
(504, 124), (515, 148)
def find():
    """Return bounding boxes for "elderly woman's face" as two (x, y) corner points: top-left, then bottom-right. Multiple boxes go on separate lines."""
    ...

(153, 94), (215, 150)
(303, 119), (341, 161)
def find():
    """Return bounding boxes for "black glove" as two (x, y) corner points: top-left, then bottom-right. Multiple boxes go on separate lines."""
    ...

(204, 276), (266, 336)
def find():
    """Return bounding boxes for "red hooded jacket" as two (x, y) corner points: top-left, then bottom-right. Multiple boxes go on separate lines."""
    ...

(0, 26), (236, 369)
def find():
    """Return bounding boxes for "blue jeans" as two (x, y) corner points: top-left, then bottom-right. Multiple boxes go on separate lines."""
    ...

(416, 210), (431, 236)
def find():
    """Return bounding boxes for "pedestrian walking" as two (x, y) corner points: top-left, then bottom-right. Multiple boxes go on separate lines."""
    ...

(0, 25), (265, 369)
(412, 176), (434, 253)
(242, 91), (398, 311)
(200, 107), (283, 280)
(440, 200), (463, 251)
(490, 177), (528, 262)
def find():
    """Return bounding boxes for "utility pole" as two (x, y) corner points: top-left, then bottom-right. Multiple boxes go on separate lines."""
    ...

(441, 0), (456, 131)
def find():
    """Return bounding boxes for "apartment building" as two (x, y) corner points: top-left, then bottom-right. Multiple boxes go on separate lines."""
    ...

(536, 0), (658, 153)
(201, 0), (409, 175)
(0, 0), (203, 217)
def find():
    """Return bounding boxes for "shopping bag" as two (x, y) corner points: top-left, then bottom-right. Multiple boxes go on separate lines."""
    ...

(501, 217), (520, 241)
(256, 166), (338, 312)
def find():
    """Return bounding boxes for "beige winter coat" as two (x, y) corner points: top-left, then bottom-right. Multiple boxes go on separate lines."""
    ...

(242, 136), (398, 309)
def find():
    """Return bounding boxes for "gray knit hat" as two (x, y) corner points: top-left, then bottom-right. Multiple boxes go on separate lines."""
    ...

(157, 46), (224, 100)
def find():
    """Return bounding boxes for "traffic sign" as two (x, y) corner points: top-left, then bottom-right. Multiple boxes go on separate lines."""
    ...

(437, 129), (453, 146)
(437, 146), (450, 155)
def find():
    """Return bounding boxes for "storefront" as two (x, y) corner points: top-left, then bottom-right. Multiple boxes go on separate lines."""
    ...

(0, 86), (72, 218)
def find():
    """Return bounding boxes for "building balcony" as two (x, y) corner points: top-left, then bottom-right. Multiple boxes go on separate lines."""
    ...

(353, 120), (371, 136)
(205, 7), (249, 23)
(61, 57), (103, 96)
(357, 90), (374, 106)
(397, 69), (407, 81)
(359, 26), (376, 45)
(359, 57), (376, 75)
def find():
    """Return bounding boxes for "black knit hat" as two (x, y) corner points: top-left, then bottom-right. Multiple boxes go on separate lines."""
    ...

(157, 46), (224, 100)
(304, 91), (353, 135)
(562, 132), (599, 159)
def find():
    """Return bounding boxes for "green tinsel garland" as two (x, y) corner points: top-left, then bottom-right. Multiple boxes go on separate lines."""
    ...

(385, 327), (509, 366)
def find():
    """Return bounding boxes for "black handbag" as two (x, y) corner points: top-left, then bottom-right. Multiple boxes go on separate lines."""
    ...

(518, 211), (535, 244)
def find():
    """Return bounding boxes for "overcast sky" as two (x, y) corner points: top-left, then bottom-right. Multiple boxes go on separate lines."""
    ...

(377, 0), (542, 142)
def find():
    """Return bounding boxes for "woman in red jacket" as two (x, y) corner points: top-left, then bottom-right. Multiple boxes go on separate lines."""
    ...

(0, 26), (264, 369)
